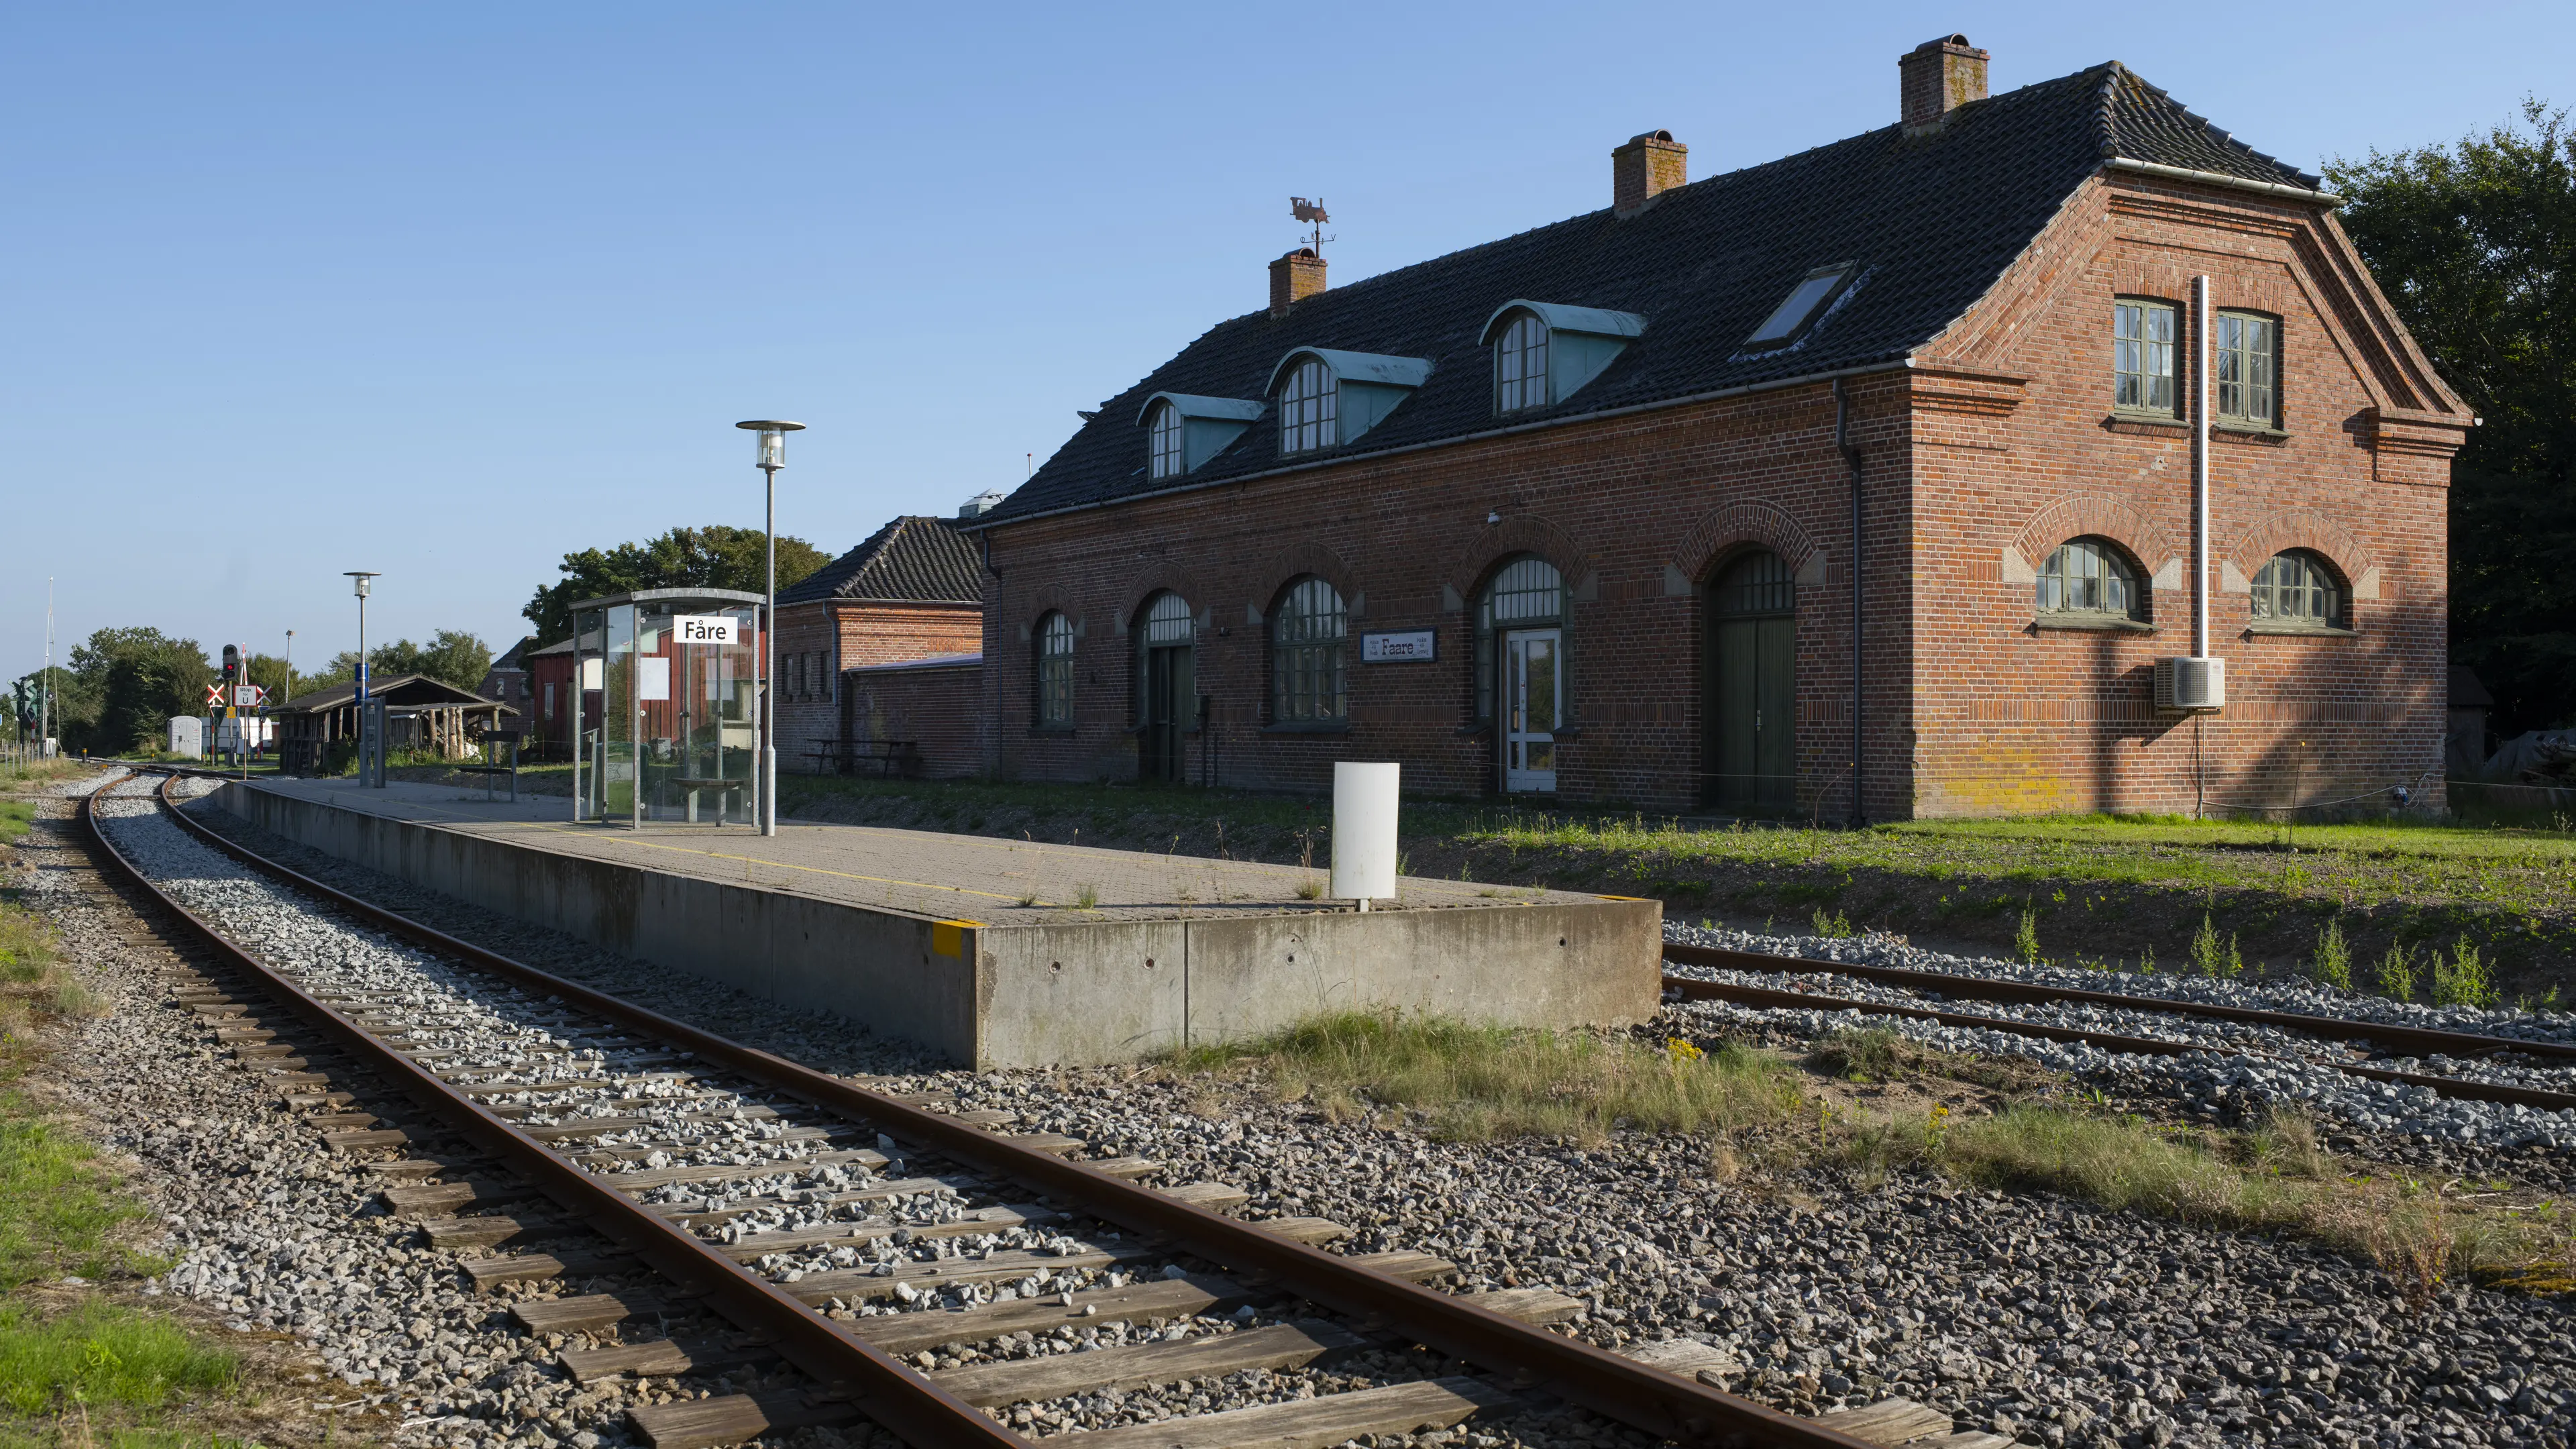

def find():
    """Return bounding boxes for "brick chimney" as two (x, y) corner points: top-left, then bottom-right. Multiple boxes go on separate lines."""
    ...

(1900, 34), (1988, 132)
(1269, 248), (1326, 317)
(1612, 129), (1688, 218)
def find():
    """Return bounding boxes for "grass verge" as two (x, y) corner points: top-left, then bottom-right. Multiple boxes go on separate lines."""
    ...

(1175, 1011), (1801, 1144)
(729, 773), (2576, 987)
(0, 888), (244, 1438)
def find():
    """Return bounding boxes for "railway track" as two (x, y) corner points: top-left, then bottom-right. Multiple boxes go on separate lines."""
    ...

(87, 770), (2017, 1449)
(1662, 944), (2576, 1116)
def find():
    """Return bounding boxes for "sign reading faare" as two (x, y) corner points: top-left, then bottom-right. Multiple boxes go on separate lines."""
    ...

(1360, 630), (1437, 663)
(674, 614), (739, 645)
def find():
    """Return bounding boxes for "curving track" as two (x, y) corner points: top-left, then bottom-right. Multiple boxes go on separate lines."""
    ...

(89, 770), (1986, 1449)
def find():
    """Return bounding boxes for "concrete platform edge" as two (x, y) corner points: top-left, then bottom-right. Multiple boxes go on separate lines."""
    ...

(209, 782), (1662, 1067)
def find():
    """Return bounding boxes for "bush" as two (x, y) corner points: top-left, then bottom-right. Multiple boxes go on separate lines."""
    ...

(2190, 914), (2243, 978)
(2375, 941), (2420, 1002)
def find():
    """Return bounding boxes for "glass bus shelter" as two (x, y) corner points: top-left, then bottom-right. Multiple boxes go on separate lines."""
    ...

(570, 588), (765, 828)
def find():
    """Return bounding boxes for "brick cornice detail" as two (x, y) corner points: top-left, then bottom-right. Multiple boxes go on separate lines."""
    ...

(2226, 506), (2375, 581)
(1672, 501), (1821, 582)
(2012, 493), (2178, 573)
(1248, 541), (1361, 619)
(1116, 564), (1209, 634)
(1445, 513), (1593, 598)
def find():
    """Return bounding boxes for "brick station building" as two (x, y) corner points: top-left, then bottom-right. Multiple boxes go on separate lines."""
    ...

(963, 37), (2469, 818)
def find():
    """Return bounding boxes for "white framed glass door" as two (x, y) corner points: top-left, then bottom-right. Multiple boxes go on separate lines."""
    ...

(1503, 628), (1560, 793)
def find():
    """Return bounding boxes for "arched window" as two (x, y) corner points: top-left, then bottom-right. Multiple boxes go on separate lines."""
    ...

(2251, 550), (2349, 629)
(1034, 612), (1074, 727)
(1473, 555), (1565, 724)
(1279, 359), (1338, 455)
(1146, 402), (1184, 481)
(2036, 537), (2146, 623)
(1271, 578), (1348, 724)
(1495, 313), (1550, 414)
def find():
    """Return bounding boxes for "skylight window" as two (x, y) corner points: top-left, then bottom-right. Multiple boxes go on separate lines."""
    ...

(1744, 264), (1854, 347)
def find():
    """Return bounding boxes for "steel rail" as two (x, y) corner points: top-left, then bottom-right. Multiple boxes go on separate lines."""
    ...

(1664, 941), (2576, 1064)
(144, 773), (1878, 1449)
(1662, 977), (2576, 1113)
(86, 782), (1026, 1449)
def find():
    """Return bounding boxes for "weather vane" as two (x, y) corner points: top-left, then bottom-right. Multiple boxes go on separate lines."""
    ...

(1291, 197), (1332, 254)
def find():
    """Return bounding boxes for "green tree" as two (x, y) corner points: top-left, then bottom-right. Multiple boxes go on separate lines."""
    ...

(297, 631), (491, 695)
(521, 525), (830, 644)
(64, 628), (211, 755)
(2326, 100), (2576, 732)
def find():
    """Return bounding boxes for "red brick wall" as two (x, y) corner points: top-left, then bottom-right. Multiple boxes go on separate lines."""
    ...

(775, 601), (983, 775)
(843, 662), (987, 778)
(976, 174), (2465, 818)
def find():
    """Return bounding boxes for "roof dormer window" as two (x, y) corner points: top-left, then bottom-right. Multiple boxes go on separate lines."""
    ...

(1743, 263), (1856, 350)
(1496, 314), (1549, 413)
(1480, 301), (1647, 417)
(1266, 348), (1434, 455)
(1147, 401), (1183, 480)
(1136, 392), (1263, 477)
(1279, 358), (1338, 455)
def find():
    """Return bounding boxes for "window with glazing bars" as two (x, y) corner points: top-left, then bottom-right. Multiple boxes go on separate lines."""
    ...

(1147, 402), (1185, 480)
(2114, 300), (2177, 414)
(2216, 312), (2276, 426)
(2037, 537), (2145, 621)
(1035, 613), (1075, 725)
(1495, 314), (1549, 414)
(2251, 551), (2346, 627)
(1271, 578), (1348, 722)
(1142, 592), (1194, 645)
(1279, 360), (1338, 454)
(1473, 556), (1564, 722)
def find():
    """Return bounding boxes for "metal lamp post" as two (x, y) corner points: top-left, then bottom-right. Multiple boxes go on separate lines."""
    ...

(345, 572), (381, 786)
(735, 420), (803, 837)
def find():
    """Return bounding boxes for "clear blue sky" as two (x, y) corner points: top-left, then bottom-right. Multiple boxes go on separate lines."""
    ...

(5, 1), (2567, 684)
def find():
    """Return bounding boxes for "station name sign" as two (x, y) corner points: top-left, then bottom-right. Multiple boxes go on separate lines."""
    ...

(1360, 630), (1436, 663)
(674, 614), (739, 645)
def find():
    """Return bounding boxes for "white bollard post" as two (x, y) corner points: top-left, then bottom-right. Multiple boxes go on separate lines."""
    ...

(1330, 762), (1400, 910)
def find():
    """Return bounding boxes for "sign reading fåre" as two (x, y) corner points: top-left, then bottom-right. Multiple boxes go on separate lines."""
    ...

(1360, 630), (1436, 663)
(674, 614), (739, 645)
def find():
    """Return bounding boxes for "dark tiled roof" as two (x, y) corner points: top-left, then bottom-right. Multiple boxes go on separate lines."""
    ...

(981, 62), (2318, 527)
(778, 515), (984, 606)
(272, 674), (512, 714)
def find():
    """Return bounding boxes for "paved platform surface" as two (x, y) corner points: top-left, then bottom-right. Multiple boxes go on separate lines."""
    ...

(239, 777), (1603, 925)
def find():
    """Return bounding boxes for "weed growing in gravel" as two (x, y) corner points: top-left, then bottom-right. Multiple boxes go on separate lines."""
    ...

(2430, 938), (2499, 1009)
(0, 1300), (237, 1417)
(1183, 1012), (1799, 1145)
(1809, 908), (1854, 938)
(2375, 941), (2420, 1001)
(1071, 883), (1100, 910)
(2015, 904), (2042, 964)
(2310, 918), (2353, 991)
(2190, 914), (2244, 977)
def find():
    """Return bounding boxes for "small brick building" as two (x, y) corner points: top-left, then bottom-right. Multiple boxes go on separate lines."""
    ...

(963, 38), (2469, 818)
(773, 515), (987, 776)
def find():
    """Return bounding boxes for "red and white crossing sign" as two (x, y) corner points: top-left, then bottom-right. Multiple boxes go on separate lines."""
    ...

(204, 684), (225, 706)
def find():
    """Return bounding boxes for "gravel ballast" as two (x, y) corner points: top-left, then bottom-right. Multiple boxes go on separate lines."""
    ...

(15, 773), (2569, 1449)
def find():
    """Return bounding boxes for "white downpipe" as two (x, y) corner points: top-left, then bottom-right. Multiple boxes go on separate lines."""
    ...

(2192, 274), (2212, 661)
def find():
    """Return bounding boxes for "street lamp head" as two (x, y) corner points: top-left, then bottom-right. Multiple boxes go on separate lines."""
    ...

(736, 419), (806, 471)
(345, 570), (380, 598)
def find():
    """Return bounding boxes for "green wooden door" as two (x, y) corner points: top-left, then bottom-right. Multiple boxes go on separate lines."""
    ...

(1709, 552), (1796, 812)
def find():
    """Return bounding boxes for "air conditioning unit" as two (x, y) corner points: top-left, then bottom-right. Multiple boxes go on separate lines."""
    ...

(2155, 655), (2226, 712)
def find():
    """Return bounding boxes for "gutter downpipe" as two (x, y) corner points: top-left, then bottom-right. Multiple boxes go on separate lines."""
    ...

(1834, 377), (1864, 828)
(2192, 274), (2212, 820)
(2192, 275), (2212, 664)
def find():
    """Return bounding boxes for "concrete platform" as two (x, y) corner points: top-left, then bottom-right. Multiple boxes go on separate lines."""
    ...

(209, 777), (1660, 1067)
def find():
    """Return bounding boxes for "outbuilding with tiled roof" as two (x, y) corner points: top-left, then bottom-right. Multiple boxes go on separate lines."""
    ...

(773, 513), (989, 778)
